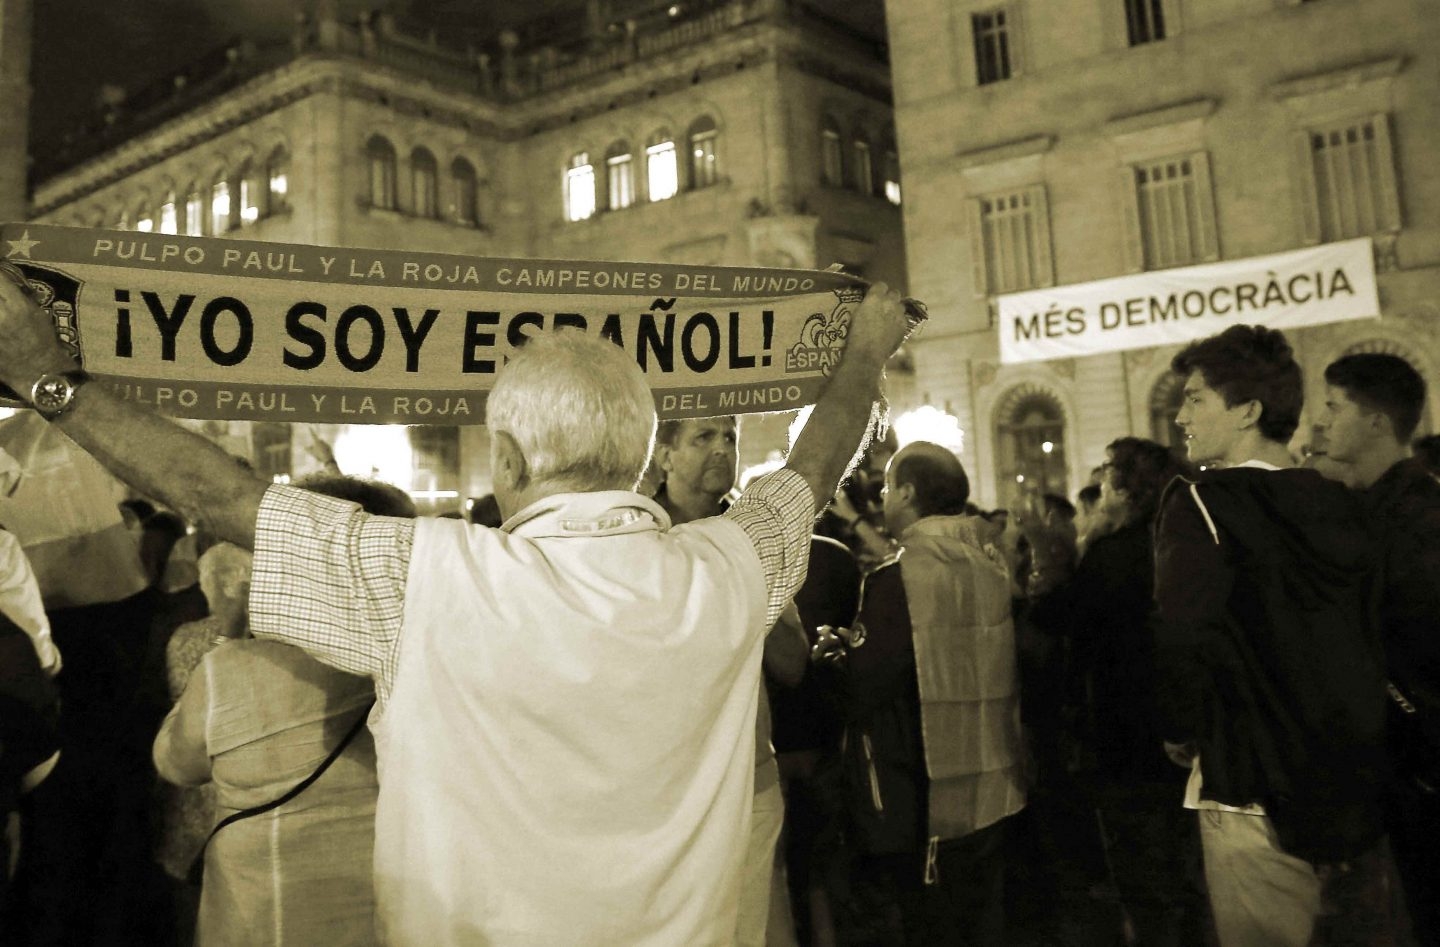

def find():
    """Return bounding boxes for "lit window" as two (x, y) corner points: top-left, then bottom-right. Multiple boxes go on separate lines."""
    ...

(184, 186), (205, 236)
(820, 116), (843, 187)
(238, 162), (260, 224)
(210, 176), (231, 234)
(646, 135), (678, 202)
(411, 148), (439, 218)
(1310, 117), (1401, 240)
(1125, 0), (1166, 45)
(252, 423), (293, 482)
(158, 194), (178, 234)
(883, 149), (902, 204)
(267, 147), (290, 214)
(852, 137), (873, 194)
(367, 135), (398, 210)
(606, 141), (634, 210)
(996, 391), (1068, 508)
(566, 152), (597, 221)
(135, 206), (155, 232)
(687, 117), (719, 189)
(1133, 154), (1214, 269)
(973, 9), (1012, 84)
(452, 157), (479, 225)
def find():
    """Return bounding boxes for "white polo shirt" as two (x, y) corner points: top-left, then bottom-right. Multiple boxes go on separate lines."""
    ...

(249, 470), (813, 946)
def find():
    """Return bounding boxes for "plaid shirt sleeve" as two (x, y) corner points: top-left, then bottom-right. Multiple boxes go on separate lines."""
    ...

(249, 485), (414, 699)
(724, 468), (816, 628)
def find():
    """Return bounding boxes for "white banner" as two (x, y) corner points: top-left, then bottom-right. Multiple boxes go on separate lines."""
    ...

(998, 238), (1379, 364)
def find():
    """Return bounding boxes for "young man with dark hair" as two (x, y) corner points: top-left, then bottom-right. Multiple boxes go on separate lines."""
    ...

(1318, 352), (1440, 943)
(1153, 325), (1390, 945)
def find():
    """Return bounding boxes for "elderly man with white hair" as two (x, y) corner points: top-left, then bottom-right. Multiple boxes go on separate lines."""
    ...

(0, 265), (913, 946)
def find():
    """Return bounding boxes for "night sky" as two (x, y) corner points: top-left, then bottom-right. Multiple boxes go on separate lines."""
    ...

(29, 0), (884, 157)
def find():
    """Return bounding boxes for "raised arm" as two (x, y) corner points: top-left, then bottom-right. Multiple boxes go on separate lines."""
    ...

(785, 283), (913, 511)
(0, 269), (268, 548)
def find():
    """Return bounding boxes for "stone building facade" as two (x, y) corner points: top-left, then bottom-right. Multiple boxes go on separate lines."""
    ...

(27, 0), (906, 507)
(885, 0), (1438, 507)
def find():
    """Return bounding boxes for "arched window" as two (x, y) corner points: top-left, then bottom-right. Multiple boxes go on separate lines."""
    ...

(605, 140), (634, 211)
(184, 183), (205, 236)
(1148, 372), (1187, 450)
(266, 146), (290, 215)
(820, 116), (844, 187)
(451, 157), (479, 225)
(210, 170), (231, 234)
(852, 134), (874, 195)
(251, 422), (293, 482)
(565, 152), (596, 221)
(687, 116), (719, 190)
(411, 147), (439, 218)
(995, 389), (1068, 508)
(367, 135), (398, 210)
(158, 190), (179, 234)
(236, 160), (262, 225)
(646, 130), (678, 202)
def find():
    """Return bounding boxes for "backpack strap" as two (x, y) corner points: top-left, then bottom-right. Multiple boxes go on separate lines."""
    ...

(187, 701), (374, 884)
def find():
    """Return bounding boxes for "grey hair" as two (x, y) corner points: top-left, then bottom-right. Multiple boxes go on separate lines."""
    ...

(487, 330), (657, 491)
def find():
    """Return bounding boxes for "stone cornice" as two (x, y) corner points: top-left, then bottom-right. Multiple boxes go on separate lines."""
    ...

(955, 134), (1056, 170)
(1268, 56), (1405, 102)
(1103, 98), (1217, 138)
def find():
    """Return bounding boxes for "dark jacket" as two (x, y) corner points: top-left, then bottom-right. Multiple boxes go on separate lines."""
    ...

(837, 558), (928, 855)
(0, 609), (60, 814)
(1365, 458), (1440, 781)
(1029, 519), (1180, 785)
(1152, 467), (1387, 863)
(1365, 459), (1440, 700)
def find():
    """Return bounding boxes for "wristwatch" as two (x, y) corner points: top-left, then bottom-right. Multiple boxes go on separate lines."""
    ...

(29, 370), (89, 420)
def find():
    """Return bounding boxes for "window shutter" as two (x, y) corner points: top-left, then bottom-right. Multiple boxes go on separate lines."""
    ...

(1291, 129), (1322, 245)
(966, 197), (989, 297)
(1117, 165), (1144, 272)
(1029, 184), (1055, 286)
(1191, 151), (1220, 261)
(1370, 113), (1402, 232)
(1007, 3), (1025, 77)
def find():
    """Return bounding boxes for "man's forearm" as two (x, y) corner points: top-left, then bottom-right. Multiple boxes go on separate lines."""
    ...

(52, 385), (268, 549)
(786, 359), (884, 512)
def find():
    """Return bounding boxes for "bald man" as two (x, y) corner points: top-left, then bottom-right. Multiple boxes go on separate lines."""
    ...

(823, 441), (1026, 945)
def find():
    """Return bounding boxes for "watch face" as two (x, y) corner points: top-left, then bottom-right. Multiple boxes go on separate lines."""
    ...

(32, 373), (78, 416)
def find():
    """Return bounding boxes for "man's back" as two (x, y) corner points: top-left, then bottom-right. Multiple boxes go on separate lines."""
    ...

(375, 495), (769, 946)
(1154, 466), (1387, 861)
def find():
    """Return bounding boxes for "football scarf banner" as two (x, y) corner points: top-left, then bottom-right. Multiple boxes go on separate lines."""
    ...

(0, 224), (866, 423)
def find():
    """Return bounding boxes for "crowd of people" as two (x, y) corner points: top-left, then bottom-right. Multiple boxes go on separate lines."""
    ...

(0, 263), (1435, 947)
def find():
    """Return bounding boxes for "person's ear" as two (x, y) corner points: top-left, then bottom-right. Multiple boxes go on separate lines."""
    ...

(493, 431), (529, 492)
(1235, 398), (1263, 431)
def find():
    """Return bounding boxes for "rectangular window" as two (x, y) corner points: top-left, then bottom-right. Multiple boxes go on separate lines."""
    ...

(1310, 117), (1400, 240)
(821, 129), (844, 187)
(647, 141), (678, 202)
(1134, 155), (1212, 269)
(690, 131), (718, 189)
(979, 188), (1047, 294)
(972, 9), (1012, 85)
(565, 154), (596, 221)
(1125, 0), (1166, 45)
(158, 201), (178, 234)
(884, 150), (902, 205)
(185, 192), (205, 236)
(607, 153), (634, 210)
(135, 214), (154, 233)
(413, 166), (438, 219)
(210, 180), (231, 234)
(239, 178), (261, 225)
(853, 140), (874, 194)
